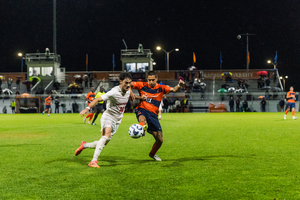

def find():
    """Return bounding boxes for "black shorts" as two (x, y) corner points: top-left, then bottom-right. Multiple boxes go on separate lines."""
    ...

(136, 108), (162, 133)
(95, 104), (104, 113)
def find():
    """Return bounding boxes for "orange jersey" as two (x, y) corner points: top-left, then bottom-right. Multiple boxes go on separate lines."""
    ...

(45, 96), (52, 105)
(86, 92), (95, 104)
(287, 91), (295, 103)
(132, 82), (172, 115)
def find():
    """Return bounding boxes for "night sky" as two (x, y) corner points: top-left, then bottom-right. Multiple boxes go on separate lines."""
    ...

(1, 0), (300, 84)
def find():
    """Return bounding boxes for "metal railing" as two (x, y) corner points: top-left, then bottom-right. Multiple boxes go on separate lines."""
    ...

(31, 80), (41, 94)
(44, 80), (54, 94)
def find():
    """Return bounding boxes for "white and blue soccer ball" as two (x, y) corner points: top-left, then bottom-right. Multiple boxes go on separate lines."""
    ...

(128, 124), (144, 139)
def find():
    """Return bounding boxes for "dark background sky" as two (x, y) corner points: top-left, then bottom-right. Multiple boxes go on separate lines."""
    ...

(1, 0), (300, 85)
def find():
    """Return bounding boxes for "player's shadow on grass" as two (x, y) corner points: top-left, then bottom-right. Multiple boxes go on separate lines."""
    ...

(47, 156), (154, 167)
(162, 155), (255, 167)
(48, 154), (255, 167)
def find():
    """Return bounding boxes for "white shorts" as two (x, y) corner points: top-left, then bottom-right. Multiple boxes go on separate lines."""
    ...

(159, 103), (163, 111)
(100, 117), (119, 138)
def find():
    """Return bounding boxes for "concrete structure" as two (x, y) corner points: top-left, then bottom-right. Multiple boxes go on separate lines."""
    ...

(121, 44), (153, 73)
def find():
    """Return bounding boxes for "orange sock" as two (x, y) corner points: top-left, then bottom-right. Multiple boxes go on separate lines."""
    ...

(86, 113), (93, 120)
(150, 142), (162, 156)
(139, 122), (145, 126)
(292, 110), (295, 116)
(285, 110), (289, 115)
(88, 113), (94, 121)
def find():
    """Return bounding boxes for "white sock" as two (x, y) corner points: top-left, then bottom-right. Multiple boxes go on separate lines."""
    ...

(92, 136), (110, 161)
(159, 115), (161, 119)
(84, 141), (98, 149)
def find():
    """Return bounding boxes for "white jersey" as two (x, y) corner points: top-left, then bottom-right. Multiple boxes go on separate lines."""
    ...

(101, 86), (130, 124)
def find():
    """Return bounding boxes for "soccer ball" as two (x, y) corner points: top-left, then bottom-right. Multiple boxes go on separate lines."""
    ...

(128, 124), (144, 139)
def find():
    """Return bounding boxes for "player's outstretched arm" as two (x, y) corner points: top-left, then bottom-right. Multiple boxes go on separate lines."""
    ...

(79, 97), (103, 117)
(169, 79), (185, 93)
(135, 94), (147, 101)
(129, 88), (136, 102)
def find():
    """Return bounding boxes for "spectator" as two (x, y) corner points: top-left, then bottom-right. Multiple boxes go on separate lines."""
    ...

(279, 98), (285, 112)
(257, 77), (261, 89)
(54, 81), (60, 90)
(162, 95), (169, 113)
(84, 75), (89, 87)
(261, 97), (266, 112)
(175, 98), (181, 112)
(15, 90), (20, 96)
(7, 78), (12, 90)
(16, 78), (21, 90)
(238, 79), (242, 88)
(55, 97), (60, 113)
(236, 97), (240, 112)
(89, 73), (93, 87)
(10, 100), (16, 113)
(229, 97), (234, 112)
(265, 78), (270, 86)
(182, 96), (189, 112)
(243, 99), (248, 112)
(273, 71), (277, 82)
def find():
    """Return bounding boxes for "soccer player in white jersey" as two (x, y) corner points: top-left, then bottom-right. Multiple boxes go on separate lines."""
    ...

(75, 73), (132, 168)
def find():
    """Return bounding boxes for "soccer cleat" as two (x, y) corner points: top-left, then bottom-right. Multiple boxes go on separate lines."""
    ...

(142, 123), (148, 136)
(149, 153), (162, 161)
(293, 116), (297, 120)
(83, 118), (87, 123)
(74, 141), (86, 156)
(88, 121), (91, 124)
(284, 115), (286, 120)
(88, 160), (100, 168)
(42, 112), (44, 115)
(91, 123), (96, 125)
(48, 114), (50, 117)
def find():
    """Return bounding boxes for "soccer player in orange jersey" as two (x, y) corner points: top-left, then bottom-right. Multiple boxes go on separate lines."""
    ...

(42, 93), (52, 117)
(131, 71), (184, 161)
(284, 86), (297, 120)
(83, 87), (96, 124)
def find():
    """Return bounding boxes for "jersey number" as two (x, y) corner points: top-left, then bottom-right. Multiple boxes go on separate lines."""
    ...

(119, 106), (125, 113)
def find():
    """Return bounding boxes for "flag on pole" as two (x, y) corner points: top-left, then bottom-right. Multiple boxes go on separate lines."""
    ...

(86, 54), (88, 71)
(247, 52), (250, 65)
(112, 54), (115, 68)
(193, 52), (196, 63)
(220, 51), (223, 63)
(274, 51), (277, 64)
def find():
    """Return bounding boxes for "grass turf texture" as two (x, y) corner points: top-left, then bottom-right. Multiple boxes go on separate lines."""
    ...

(1, 113), (300, 199)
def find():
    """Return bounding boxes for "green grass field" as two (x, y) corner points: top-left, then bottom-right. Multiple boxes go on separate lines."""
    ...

(1, 112), (300, 199)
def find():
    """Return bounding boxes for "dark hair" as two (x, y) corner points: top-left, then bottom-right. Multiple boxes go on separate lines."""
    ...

(147, 71), (157, 77)
(119, 72), (132, 81)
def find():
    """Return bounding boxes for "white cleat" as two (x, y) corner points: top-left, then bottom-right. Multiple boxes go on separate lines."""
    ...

(83, 118), (87, 123)
(149, 153), (162, 161)
(284, 115), (286, 120)
(293, 116), (297, 120)
(88, 121), (91, 124)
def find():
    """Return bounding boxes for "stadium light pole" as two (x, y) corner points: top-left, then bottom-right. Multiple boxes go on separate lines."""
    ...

(18, 53), (23, 73)
(267, 60), (276, 69)
(156, 46), (179, 72)
(237, 33), (256, 81)
(280, 76), (288, 91)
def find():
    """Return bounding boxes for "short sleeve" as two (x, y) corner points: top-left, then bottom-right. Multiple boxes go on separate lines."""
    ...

(132, 82), (144, 90)
(101, 88), (116, 101)
(86, 93), (90, 99)
(161, 85), (172, 94)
